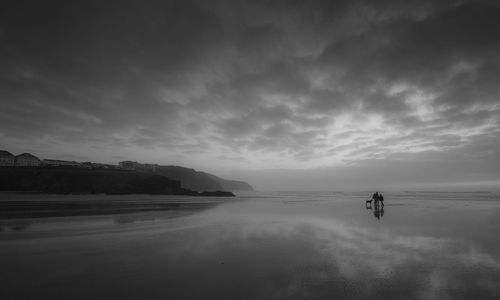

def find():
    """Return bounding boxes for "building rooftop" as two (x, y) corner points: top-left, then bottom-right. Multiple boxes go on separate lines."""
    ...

(16, 153), (40, 160)
(0, 150), (15, 157)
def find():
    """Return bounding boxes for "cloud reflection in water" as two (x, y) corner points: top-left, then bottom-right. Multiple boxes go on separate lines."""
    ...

(172, 201), (500, 299)
(1, 196), (499, 299)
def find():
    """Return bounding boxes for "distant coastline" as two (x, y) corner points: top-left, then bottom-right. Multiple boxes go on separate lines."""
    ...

(0, 149), (253, 194)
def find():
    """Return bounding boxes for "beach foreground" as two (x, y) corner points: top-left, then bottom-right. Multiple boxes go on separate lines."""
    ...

(1, 191), (500, 299)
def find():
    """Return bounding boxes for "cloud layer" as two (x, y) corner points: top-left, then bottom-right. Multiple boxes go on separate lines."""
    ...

(1, 0), (499, 188)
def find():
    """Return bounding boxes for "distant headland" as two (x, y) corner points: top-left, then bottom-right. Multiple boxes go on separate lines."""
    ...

(0, 150), (253, 196)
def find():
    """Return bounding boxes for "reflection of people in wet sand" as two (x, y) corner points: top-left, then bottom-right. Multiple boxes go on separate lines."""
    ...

(373, 205), (384, 220)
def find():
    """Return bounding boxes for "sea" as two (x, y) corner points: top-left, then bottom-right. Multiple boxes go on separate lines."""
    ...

(1, 190), (500, 299)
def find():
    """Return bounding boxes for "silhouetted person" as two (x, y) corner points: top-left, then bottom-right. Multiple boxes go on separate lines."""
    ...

(372, 192), (379, 206)
(379, 193), (384, 208)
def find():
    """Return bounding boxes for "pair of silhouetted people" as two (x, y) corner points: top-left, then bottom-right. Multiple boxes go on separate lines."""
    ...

(371, 192), (384, 208)
(367, 192), (385, 219)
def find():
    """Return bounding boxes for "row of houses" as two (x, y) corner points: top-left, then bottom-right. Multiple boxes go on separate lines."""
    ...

(1, 150), (99, 169)
(1, 150), (152, 171)
(0, 150), (41, 167)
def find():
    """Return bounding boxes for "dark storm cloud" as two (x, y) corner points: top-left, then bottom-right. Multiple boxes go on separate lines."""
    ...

(0, 1), (226, 159)
(1, 0), (499, 184)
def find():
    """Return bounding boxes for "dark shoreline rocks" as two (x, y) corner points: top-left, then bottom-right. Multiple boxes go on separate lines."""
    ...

(199, 191), (235, 197)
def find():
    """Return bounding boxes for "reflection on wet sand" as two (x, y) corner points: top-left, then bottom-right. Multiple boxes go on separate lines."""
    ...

(1, 192), (500, 299)
(373, 206), (384, 219)
(0, 221), (32, 232)
(114, 215), (156, 224)
(0, 193), (224, 219)
(366, 200), (385, 220)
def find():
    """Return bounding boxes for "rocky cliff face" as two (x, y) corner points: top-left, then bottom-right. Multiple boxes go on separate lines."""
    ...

(199, 172), (254, 191)
(154, 166), (222, 192)
(155, 166), (253, 192)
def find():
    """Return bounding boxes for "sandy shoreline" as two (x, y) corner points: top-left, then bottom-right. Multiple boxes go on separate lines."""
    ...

(0, 192), (228, 219)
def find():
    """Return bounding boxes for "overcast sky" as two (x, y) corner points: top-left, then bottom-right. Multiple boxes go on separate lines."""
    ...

(1, 0), (500, 190)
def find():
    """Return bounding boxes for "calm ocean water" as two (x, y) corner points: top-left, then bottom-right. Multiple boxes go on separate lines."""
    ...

(1, 191), (500, 299)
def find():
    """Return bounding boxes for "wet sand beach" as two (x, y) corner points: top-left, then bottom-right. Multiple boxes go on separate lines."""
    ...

(0, 192), (226, 219)
(1, 191), (500, 299)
